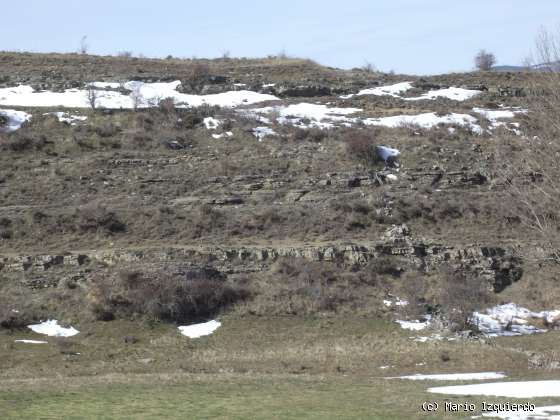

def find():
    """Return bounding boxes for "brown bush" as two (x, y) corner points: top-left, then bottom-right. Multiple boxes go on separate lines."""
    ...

(76, 206), (127, 235)
(344, 130), (381, 168)
(0, 133), (47, 152)
(89, 268), (248, 323)
(438, 265), (493, 332)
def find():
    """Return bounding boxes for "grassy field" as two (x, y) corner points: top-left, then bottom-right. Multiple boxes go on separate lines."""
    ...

(1, 317), (559, 419)
(2, 372), (560, 419)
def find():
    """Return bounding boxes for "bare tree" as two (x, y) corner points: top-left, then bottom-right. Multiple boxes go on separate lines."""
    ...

(362, 61), (377, 74)
(500, 27), (560, 263)
(130, 85), (144, 110)
(474, 49), (496, 71)
(79, 36), (89, 55)
(86, 84), (98, 110)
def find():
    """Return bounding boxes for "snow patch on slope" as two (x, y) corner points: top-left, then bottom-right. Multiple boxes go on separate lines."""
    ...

(28, 320), (79, 337)
(47, 112), (87, 125)
(364, 112), (483, 133)
(253, 126), (276, 140)
(471, 303), (559, 337)
(392, 372), (506, 381)
(429, 380), (560, 398)
(0, 109), (32, 132)
(178, 320), (221, 338)
(341, 82), (414, 99)
(477, 405), (560, 419)
(251, 103), (361, 129)
(406, 87), (481, 102)
(0, 82), (279, 109)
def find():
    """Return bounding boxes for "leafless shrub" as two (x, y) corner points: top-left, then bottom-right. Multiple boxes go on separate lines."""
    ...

(0, 133), (48, 152)
(362, 61), (377, 73)
(499, 27), (560, 263)
(75, 205), (127, 235)
(184, 62), (211, 92)
(344, 130), (381, 168)
(130, 85), (144, 110)
(89, 269), (248, 322)
(474, 49), (496, 71)
(118, 51), (133, 58)
(438, 265), (493, 332)
(86, 85), (98, 109)
(158, 97), (176, 114)
(79, 35), (89, 54)
(529, 351), (560, 371)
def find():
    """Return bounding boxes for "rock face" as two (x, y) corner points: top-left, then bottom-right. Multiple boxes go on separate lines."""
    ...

(0, 227), (522, 293)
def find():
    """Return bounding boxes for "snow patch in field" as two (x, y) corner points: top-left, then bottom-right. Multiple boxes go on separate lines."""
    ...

(406, 87), (481, 102)
(253, 126), (276, 140)
(88, 82), (122, 89)
(393, 372), (506, 381)
(203, 117), (221, 129)
(473, 107), (527, 134)
(364, 112), (483, 133)
(251, 103), (361, 129)
(396, 318), (430, 331)
(342, 82), (414, 99)
(211, 131), (233, 139)
(178, 320), (221, 338)
(14, 339), (48, 344)
(429, 380), (560, 398)
(0, 109), (32, 132)
(376, 145), (400, 162)
(0, 82), (279, 109)
(472, 303), (559, 337)
(27, 320), (79, 337)
(412, 334), (456, 343)
(384, 296), (408, 307)
(47, 112), (87, 125)
(477, 404), (560, 419)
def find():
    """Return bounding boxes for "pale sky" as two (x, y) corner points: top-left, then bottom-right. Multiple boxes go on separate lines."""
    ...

(2, 0), (559, 74)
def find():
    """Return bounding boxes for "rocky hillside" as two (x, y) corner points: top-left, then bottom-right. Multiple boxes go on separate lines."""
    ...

(0, 52), (555, 329)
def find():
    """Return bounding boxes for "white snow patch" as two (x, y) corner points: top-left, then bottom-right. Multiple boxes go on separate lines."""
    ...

(477, 405), (560, 419)
(412, 334), (457, 343)
(393, 372), (506, 381)
(473, 107), (527, 134)
(342, 82), (414, 99)
(472, 303), (558, 337)
(364, 112), (483, 133)
(178, 320), (221, 338)
(384, 297), (408, 307)
(203, 117), (221, 129)
(211, 131), (233, 139)
(396, 319), (430, 331)
(253, 126), (276, 140)
(46, 112), (87, 125)
(251, 103), (361, 129)
(262, 83), (276, 88)
(376, 145), (401, 161)
(14, 339), (48, 344)
(87, 82), (123, 89)
(0, 82), (278, 109)
(27, 320), (79, 337)
(0, 109), (32, 132)
(429, 380), (560, 398)
(406, 87), (481, 102)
